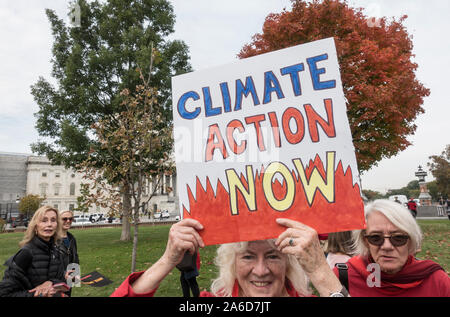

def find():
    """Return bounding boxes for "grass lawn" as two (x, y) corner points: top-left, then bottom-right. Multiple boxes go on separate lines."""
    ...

(0, 223), (219, 297)
(0, 219), (448, 297)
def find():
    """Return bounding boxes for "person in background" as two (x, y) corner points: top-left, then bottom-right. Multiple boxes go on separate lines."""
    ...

(325, 231), (355, 269)
(0, 206), (66, 297)
(111, 218), (349, 297)
(333, 199), (450, 297)
(446, 198), (450, 220)
(58, 210), (79, 269)
(58, 210), (79, 296)
(406, 198), (418, 218)
(176, 251), (200, 297)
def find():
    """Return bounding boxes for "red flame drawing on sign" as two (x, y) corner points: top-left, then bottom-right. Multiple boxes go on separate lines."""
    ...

(183, 156), (365, 246)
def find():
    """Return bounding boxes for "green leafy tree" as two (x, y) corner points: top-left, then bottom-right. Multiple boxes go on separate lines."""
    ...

(362, 189), (383, 201)
(427, 145), (450, 198)
(426, 181), (439, 202)
(18, 194), (45, 218)
(77, 48), (174, 272)
(30, 0), (191, 240)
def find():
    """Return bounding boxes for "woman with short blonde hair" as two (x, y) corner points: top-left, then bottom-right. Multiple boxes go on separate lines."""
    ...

(58, 209), (79, 297)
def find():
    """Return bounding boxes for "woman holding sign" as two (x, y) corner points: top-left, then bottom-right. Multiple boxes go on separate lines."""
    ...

(111, 218), (348, 297)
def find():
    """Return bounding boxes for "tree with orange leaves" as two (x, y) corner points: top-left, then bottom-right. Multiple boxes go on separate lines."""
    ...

(238, 0), (429, 171)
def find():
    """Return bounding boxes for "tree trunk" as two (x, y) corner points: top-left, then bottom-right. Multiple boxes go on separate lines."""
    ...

(120, 186), (131, 241)
(130, 205), (140, 273)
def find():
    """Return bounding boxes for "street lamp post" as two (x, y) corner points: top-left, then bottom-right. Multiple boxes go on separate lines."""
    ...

(415, 165), (432, 206)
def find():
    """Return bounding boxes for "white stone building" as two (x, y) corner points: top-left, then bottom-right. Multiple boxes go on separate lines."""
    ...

(25, 155), (178, 217)
(26, 156), (89, 214)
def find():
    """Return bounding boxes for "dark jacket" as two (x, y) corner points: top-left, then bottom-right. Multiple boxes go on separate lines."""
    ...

(58, 231), (79, 270)
(0, 236), (65, 297)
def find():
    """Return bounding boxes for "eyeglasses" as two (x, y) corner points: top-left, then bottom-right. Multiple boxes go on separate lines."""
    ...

(364, 234), (409, 247)
(62, 217), (74, 222)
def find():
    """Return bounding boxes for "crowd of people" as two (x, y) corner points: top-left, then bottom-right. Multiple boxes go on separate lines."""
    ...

(0, 199), (449, 297)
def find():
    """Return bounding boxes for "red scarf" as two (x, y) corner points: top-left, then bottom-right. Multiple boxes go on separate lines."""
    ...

(348, 255), (444, 295)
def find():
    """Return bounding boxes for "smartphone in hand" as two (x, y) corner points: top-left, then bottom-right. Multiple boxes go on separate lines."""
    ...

(52, 282), (71, 292)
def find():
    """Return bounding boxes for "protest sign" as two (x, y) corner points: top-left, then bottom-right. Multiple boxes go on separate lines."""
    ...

(172, 37), (365, 245)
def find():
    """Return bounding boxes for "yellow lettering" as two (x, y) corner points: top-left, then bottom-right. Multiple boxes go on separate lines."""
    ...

(293, 152), (335, 205)
(262, 162), (295, 211)
(226, 166), (256, 215)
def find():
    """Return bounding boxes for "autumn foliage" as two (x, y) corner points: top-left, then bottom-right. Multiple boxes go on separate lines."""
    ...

(238, 0), (430, 171)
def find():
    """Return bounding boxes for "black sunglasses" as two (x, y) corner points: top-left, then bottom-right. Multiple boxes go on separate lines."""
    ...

(364, 234), (409, 247)
(62, 217), (74, 222)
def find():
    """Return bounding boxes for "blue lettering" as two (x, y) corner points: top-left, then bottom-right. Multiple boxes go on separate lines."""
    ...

(177, 91), (201, 120)
(235, 76), (260, 111)
(263, 71), (285, 104)
(280, 63), (304, 96)
(306, 54), (336, 90)
(203, 87), (222, 117)
(220, 82), (232, 113)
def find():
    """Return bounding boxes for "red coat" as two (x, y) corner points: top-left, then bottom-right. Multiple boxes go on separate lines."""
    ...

(407, 200), (417, 211)
(333, 255), (450, 297)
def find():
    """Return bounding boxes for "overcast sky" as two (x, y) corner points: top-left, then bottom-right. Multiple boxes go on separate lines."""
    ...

(0, 0), (448, 194)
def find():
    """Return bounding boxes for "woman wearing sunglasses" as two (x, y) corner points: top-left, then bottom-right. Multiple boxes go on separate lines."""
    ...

(58, 210), (79, 296)
(334, 199), (450, 296)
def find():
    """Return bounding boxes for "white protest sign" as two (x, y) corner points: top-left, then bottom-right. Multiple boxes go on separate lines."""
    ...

(172, 37), (365, 245)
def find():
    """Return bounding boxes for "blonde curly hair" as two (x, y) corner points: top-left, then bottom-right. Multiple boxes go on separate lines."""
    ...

(210, 239), (311, 297)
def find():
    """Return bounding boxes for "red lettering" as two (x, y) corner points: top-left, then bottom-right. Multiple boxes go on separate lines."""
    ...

(226, 120), (247, 155)
(282, 107), (305, 144)
(268, 112), (281, 148)
(304, 99), (336, 142)
(205, 124), (229, 162)
(245, 114), (266, 151)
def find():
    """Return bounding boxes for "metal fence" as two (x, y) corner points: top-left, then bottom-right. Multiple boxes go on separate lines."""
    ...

(0, 203), (19, 222)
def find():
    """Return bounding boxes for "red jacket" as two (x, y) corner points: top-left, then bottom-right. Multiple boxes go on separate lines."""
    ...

(407, 200), (417, 211)
(333, 255), (450, 297)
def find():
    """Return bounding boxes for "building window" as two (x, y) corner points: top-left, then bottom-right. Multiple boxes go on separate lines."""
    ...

(142, 179), (147, 195)
(165, 175), (171, 195)
(39, 183), (48, 197)
(151, 177), (157, 194)
(42, 172), (47, 177)
(53, 204), (58, 210)
(172, 174), (177, 195)
(70, 183), (76, 196)
(54, 184), (61, 196)
(69, 204), (75, 211)
(55, 173), (60, 178)
(160, 174), (165, 195)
